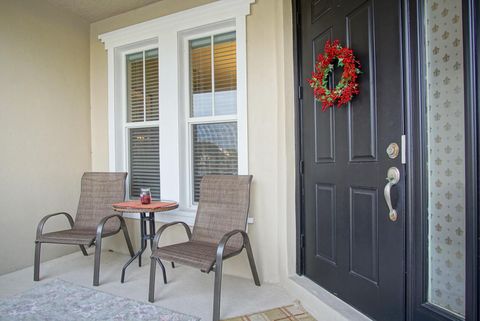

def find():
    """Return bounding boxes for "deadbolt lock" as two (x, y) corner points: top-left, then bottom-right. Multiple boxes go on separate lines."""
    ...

(386, 143), (400, 159)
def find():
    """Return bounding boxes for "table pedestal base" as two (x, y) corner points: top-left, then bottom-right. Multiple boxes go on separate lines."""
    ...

(121, 212), (156, 283)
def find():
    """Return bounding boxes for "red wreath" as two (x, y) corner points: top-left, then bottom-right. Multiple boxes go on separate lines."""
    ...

(308, 40), (361, 111)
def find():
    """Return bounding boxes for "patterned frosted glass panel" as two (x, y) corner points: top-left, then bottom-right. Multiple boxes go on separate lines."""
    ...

(425, 0), (465, 317)
(190, 37), (213, 117)
(192, 122), (238, 202)
(213, 32), (237, 115)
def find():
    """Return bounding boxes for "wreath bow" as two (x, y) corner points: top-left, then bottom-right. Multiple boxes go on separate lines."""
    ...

(308, 40), (361, 111)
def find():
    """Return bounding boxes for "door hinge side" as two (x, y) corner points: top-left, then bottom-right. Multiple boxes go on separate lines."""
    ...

(299, 159), (304, 175)
(298, 85), (303, 100)
(300, 234), (305, 249)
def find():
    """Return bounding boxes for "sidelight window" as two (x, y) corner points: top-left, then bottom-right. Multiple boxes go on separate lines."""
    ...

(425, 0), (466, 317)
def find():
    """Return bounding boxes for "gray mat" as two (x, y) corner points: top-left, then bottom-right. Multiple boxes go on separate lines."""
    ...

(0, 279), (199, 321)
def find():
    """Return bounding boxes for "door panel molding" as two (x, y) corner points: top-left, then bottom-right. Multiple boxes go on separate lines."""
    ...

(311, 0), (333, 23)
(313, 28), (336, 163)
(349, 186), (379, 285)
(346, 0), (378, 162)
(315, 183), (337, 264)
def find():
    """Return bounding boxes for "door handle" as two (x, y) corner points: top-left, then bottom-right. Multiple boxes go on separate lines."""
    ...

(384, 167), (400, 221)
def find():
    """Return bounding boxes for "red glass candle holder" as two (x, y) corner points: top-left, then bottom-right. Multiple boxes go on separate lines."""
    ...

(140, 188), (151, 204)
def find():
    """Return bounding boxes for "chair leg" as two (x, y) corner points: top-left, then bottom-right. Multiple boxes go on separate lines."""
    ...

(171, 262), (175, 269)
(157, 259), (167, 284)
(148, 257), (156, 303)
(244, 238), (261, 286)
(121, 222), (135, 257)
(33, 242), (41, 281)
(213, 257), (224, 321)
(149, 215), (155, 249)
(79, 245), (88, 256)
(93, 236), (103, 286)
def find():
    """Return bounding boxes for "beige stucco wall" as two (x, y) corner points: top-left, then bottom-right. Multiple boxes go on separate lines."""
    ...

(90, 0), (296, 284)
(0, 1), (91, 275)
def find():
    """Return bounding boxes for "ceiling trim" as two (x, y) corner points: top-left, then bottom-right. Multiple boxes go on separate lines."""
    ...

(46, 0), (164, 23)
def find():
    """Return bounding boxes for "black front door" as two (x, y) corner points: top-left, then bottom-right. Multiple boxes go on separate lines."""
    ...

(298, 0), (405, 320)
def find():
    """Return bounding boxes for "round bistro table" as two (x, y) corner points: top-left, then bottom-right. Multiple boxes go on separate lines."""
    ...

(112, 200), (178, 283)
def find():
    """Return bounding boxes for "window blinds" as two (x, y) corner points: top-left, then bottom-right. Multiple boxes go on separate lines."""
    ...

(192, 122), (238, 202)
(126, 48), (160, 200)
(190, 37), (213, 117)
(189, 32), (238, 202)
(126, 52), (144, 122)
(145, 49), (159, 121)
(129, 127), (160, 199)
(190, 31), (237, 117)
(213, 32), (237, 115)
(126, 49), (159, 122)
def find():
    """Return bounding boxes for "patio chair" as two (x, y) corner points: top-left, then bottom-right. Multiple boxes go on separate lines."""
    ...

(34, 172), (134, 286)
(148, 175), (260, 321)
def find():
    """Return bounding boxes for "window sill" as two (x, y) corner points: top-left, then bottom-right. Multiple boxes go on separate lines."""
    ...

(122, 209), (255, 227)
(122, 209), (196, 226)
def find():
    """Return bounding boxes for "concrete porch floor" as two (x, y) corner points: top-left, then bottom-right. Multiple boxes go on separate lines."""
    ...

(0, 250), (296, 320)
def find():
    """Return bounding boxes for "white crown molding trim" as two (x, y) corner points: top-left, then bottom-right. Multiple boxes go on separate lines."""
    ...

(99, 0), (255, 50)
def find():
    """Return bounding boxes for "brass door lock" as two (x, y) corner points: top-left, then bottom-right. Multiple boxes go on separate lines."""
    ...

(386, 143), (400, 159)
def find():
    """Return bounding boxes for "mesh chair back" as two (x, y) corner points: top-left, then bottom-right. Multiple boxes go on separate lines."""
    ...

(192, 175), (253, 250)
(73, 172), (127, 233)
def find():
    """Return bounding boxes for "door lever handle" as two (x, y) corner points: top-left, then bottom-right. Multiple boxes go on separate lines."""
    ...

(384, 167), (400, 221)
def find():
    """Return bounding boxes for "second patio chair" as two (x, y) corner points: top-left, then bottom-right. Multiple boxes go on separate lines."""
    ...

(148, 175), (260, 321)
(34, 172), (134, 286)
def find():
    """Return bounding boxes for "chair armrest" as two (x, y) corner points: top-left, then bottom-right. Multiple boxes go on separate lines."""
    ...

(96, 214), (127, 240)
(36, 212), (74, 240)
(153, 221), (192, 249)
(216, 229), (248, 261)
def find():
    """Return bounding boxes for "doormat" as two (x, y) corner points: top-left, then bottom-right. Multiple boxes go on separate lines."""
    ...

(223, 302), (316, 321)
(0, 279), (199, 321)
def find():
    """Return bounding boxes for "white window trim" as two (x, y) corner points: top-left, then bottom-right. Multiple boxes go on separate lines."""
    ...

(99, 0), (253, 225)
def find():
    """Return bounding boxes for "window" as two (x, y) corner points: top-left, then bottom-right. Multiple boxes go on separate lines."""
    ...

(188, 31), (239, 203)
(125, 48), (160, 199)
(101, 0), (250, 220)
